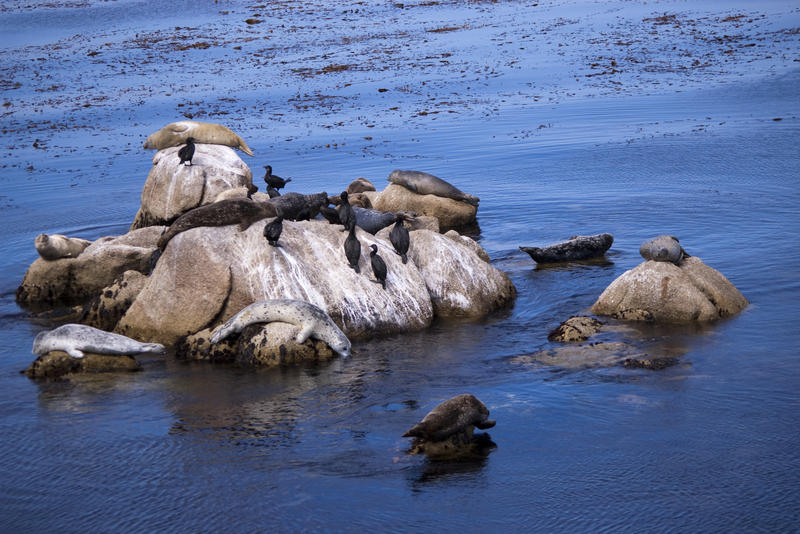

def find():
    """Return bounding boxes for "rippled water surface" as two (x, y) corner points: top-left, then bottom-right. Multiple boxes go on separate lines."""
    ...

(1, 1), (799, 532)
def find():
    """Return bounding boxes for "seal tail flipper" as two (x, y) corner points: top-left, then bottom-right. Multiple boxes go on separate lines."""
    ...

(66, 348), (85, 359)
(143, 343), (166, 354)
(295, 324), (314, 344)
(236, 137), (254, 157)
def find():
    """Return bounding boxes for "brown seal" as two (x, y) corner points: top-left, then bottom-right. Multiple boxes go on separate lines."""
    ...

(157, 199), (276, 250)
(143, 121), (254, 156)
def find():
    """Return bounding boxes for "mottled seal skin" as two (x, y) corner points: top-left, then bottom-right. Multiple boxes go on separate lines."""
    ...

(157, 198), (277, 250)
(143, 120), (254, 156)
(639, 235), (689, 265)
(403, 393), (496, 442)
(268, 191), (328, 221)
(32, 324), (166, 359)
(34, 234), (92, 261)
(388, 170), (480, 206)
(520, 233), (613, 264)
(353, 206), (396, 234)
(209, 299), (351, 358)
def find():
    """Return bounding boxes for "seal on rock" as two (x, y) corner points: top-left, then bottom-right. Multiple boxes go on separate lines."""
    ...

(388, 170), (480, 206)
(639, 235), (689, 265)
(34, 233), (92, 261)
(143, 120), (254, 156)
(157, 198), (277, 250)
(209, 299), (351, 358)
(403, 393), (496, 442)
(353, 206), (396, 234)
(268, 191), (328, 221)
(32, 323), (166, 359)
(520, 233), (614, 264)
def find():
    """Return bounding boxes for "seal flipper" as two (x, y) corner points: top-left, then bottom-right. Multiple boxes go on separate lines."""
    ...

(295, 324), (314, 344)
(66, 348), (85, 359)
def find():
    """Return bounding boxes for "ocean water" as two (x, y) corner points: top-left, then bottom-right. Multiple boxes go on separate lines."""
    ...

(1, 1), (799, 532)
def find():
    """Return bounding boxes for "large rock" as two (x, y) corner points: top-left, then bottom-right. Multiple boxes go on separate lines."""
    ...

(408, 229), (515, 318)
(77, 270), (149, 331)
(116, 219), (514, 345)
(130, 144), (253, 229)
(16, 227), (163, 309)
(590, 256), (748, 323)
(364, 184), (477, 229)
(25, 351), (141, 379)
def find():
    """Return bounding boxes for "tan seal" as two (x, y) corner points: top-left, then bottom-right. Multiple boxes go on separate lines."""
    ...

(143, 120), (254, 156)
(34, 234), (92, 261)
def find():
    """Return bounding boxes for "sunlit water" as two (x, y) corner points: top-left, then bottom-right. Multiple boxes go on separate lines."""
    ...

(1, 2), (800, 532)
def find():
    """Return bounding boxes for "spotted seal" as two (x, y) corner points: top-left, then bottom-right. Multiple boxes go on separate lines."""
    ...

(388, 170), (479, 206)
(353, 206), (396, 234)
(403, 393), (496, 442)
(268, 191), (328, 221)
(143, 120), (254, 156)
(209, 299), (351, 358)
(157, 198), (277, 250)
(32, 324), (166, 359)
(639, 235), (689, 265)
(520, 233), (614, 264)
(34, 234), (92, 261)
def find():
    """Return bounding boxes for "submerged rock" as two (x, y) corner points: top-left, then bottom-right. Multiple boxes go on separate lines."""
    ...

(547, 316), (604, 342)
(590, 256), (748, 323)
(131, 144), (254, 230)
(25, 351), (141, 379)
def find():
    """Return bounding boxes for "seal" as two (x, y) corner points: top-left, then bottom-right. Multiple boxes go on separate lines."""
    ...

(353, 206), (395, 234)
(403, 393), (496, 442)
(520, 233), (614, 264)
(639, 235), (689, 265)
(143, 120), (254, 156)
(34, 233), (92, 261)
(157, 198), (277, 250)
(369, 244), (387, 289)
(209, 299), (351, 358)
(32, 323), (166, 359)
(389, 214), (410, 264)
(388, 170), (479, 206)
(268, 191), (328, 221)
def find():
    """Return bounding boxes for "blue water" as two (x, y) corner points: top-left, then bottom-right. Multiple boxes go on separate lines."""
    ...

(1, 1), (800, 532)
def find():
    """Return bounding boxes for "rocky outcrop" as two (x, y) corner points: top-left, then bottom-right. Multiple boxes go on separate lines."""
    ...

(77, 270), (148, 331)
(130, 144), (254, 230)
(16, 227), (163, 309)
(364, 184), (477, 229)
(24, 351), (141, 379)
(547, 316), (604, 342)
(590, 256), (748, 323)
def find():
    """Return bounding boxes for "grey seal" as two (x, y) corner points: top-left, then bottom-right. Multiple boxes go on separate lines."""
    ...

(388, 170), (479, 206)
(520, 233), (613, 264)
(32, 324), (166, 359)
(268, 191), (328, 221)
(143, 120), (254, 156)
(209, 299), (351, 358)
(34, 234), (92, 261)
(157, 198), (277, 250)
(403, 393), (496, 442)
(639, 235), (689, 265)
(353, 206), (396, 234)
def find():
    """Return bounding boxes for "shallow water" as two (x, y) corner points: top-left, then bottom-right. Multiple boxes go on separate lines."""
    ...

(1, 1), (800, 532)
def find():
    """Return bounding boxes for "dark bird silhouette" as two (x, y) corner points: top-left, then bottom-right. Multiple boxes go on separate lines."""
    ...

(319, 204), (340, 225)
(178, 137), (196, 166)
(263, 213), (284, 247)
(389, 213), (410, 264)
(344, 225), (361, 273)
(369, 244), (387, 289)
(246, 183), (258, 199)
(267, 184), (281, 198)
(263, 165), (291, 190)
(337, 191), (356, 232)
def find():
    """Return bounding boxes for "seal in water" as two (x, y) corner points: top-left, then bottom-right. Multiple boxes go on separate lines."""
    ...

(344, 225), (361, 273)
(178, 136), (195, 166)
(352, 206), (396, 234)
(520, 233), (614, 264)
(369, 244), (387, 289)
(209, 299), (351, 358)
(157, 198), (277, 250)
(337, 191), (356, 231)
(389, 214), (410, 264)
(263, 165), (291, 190)
(388, 169), (480, 206)
(263, 213), (284, 247)
(403, 393), (497, 458)
(34, 233), (92, 261)
(32, 324), (166, 359)
(143, 120), (254, 156)
(639, 235), (689, 265)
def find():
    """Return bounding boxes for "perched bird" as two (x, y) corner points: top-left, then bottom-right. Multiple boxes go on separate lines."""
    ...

(389, 213), (410, 264)
(319, 204), (340, 225)
(344, 225), (361, 273)
(263, 165), (291, 190)
(266, 184), (281, 198)
(369, 244), (387, 289)
(263, 213), (284, 247)
(246, 183), (258, 199)
(178, 137), (196, 166)
(337, 191), (356, 232)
